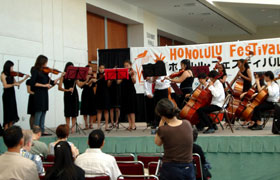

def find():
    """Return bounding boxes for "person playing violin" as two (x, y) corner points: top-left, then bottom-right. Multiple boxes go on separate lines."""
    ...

(29, 55), (59, 135)
(230, 59), (252, 92)
(197, 70), (225, 134)
(249, 71), (279, 130)
(217, 63), (227, 89)
(1, 60), (29, 130)
(58, 62), (80, 133)
(77, 65), (97, 130)
(166, 59), (194, 108)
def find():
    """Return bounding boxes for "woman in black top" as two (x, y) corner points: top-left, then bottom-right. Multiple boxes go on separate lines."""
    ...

(95, 64), (110, 130)
(230, 59), (252, 92)
(167, 59), (194, 108)
(122, 60), (137, 130)
(1, 60), (29, 130)
(58, 62), (79, 133)
(30, 55), (58, 134)
(26, 67), (36, 129)
(77, 65), (97, 130)
(45, 141), (85, 180)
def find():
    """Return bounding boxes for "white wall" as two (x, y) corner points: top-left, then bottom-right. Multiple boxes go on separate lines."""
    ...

(0, 0), (88, 129)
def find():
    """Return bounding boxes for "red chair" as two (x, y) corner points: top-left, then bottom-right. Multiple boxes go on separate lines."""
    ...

(117, 175), (159, 180)
(39, 176), (45, 180)
(193, 153), (204, 180)
(113, 154), (135, 161)
(137, 155), (160, 168)
(85, 176), (110, 180)
(148, 162), (158, 175)
(43, 162), (54, 172)
(46, 154), (55, 162)
(117, 161), (144, 176)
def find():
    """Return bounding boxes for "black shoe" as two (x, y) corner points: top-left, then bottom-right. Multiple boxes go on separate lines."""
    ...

(248, 123), (257, 129)
(197, 127), (204, 132)
(251, 125), (263, 130)
(203, 128), (215, 134)
(213, 124), (218, 130)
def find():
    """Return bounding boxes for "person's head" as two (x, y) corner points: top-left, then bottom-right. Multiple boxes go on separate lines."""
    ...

(237, 59), (249, 69)
(32, 126), (42, 140)
(34, 55), (48, 70)
(88, 129), (105, 148)
(2, 60), (14, 76)
(85, 65), (93, 75)
(208, 70), (220, 82)
(180, 59), (191, 70)
(64, 62), (73, 72)
(193, 128), (198, 142)
(124, 60), (132, 69)
(56, 124), (69, 139)
(155, 98), (180, 121)
(198, 73), (207, 85)
(98, 64), (105, 73)
(3, 126), (24, 151)
(22, 130), (33, 151)
(217, 63), (226, 74)
(264, 71), (274, 82)
(45, 141), (76, 180)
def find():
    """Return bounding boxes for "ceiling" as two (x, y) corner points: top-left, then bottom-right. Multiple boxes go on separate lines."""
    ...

(124, 0), (280, 37)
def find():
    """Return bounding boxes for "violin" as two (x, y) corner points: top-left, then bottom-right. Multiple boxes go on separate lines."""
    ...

(169, 69), (185, 79)
(42, 67), (61, 74)
(10, 71), (26, 77)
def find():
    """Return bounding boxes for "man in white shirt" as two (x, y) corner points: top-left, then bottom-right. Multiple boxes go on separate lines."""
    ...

(250, 71), (280, 130)
(0, 126), (39, 180)
(197, 70), (225, 134)
(144, 76), (155, 127)
(75, 129), (121, 179)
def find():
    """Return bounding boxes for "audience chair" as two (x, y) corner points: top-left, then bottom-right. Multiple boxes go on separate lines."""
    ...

(39, 176), (45, 180)
(46, 154), (55, 162)
(261, 109), (275, 128)
(210, 94), (234, 133)
(85, 176), (110, 180)
(193, 153), (204, 180)
(117, 161), (145, 176)
(117, 175), (159, 180)
(137, 154), (161, 168)
(147, 162), (158, 175)
(43, 162), (54, 172)
(113, 153), (135, 161)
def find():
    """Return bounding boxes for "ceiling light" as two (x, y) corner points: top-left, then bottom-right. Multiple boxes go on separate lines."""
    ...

(261, 9), (266, 12)
(268, 15), (273, 18)
(174, 5), (180, 7)
(201, 12), (211, 16)
(184, 3), (196, 7)
(273, 20), (279, 23)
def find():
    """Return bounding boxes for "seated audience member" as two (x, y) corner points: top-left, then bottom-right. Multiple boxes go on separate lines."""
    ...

(0, 126), (39, 180)
(192, 129), (212, 180)
(45, 141), (85, 180)
(21, 130), (45, 175)
(30, 126), (48, 158)
(154, 98), (195, 180)
(49, 124), (79, 156)
(75, 129), (121, 179)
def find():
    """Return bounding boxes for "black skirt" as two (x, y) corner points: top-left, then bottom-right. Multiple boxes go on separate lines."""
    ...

(80, 84), (96, 115)
(95, 76), (110, 110)
(27, 94), (35, 115)
(121, 77), (137, 114)
(109, 81), (121, 108)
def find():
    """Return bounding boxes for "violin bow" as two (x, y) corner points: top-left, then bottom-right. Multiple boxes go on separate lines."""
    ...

(17, 60), (20, 89)
(49, 60), (56, 85)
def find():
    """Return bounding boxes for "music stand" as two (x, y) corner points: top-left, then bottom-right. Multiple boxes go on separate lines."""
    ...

(65, 66), (89, 135)
(104, 68), (129, 80)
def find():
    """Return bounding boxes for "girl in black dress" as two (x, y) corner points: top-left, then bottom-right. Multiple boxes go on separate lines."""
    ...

(77, 65), (97, 130)
(167, 59), (194, 108)
(96, 64), (110, 130)
(58, 62), (79, 133)
(26, 67), (36, 129)
(30, 55), (58, 134)
(1, 60), (29, 130)
(122, 60), (137, 130)
(230, 59), (252, 92)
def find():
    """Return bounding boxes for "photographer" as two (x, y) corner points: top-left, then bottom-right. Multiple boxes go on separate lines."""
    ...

(154, 98), (195, 180)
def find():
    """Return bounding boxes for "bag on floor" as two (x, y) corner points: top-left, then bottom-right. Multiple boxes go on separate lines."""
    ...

(272, 103), (280, 134)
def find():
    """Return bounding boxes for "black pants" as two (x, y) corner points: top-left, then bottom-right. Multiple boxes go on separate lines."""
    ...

(153, 89), (168, 127)
(197, 105), (221, 129)
(251, 101), (275, 122)
(145, 96), (155, 124)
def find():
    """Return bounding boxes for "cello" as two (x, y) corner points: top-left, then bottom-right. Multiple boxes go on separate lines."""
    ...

(241, 74), (280, 120)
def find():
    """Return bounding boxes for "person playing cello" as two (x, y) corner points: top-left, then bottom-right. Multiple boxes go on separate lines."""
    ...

(249, 71), (279, 130)
(197, 70), (225, 134)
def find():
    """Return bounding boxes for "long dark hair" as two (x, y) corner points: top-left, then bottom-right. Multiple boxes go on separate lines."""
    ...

(64, 62), (73, 72)
(220, 63), (226, 75)
(155, 98), (180, 119)
(34, 55), (48, 70)
(238, 59), (249, 69)
(45, 141), (77, 180)
(2, 60), (14, 76)
(181, 59), (191, 70)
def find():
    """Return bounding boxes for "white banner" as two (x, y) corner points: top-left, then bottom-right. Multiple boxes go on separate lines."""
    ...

(131, 38), (280, 94)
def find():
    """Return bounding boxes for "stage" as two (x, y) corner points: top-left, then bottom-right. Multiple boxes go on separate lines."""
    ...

(1, 121), (280, 180)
